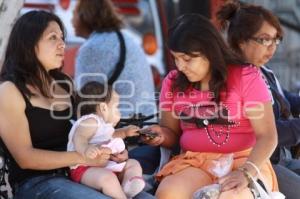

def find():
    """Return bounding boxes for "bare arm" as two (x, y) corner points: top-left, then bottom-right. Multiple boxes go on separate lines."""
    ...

(143, 111), (181, 149)
(219, 102), (277, 192)
(73, 118), (98, 156)
(0, 82), (85, 170)
(159, 111), (181, 148)
(113, 128), (126, 139)
(243, 102), (278, 175)
(113, 125), (139, 139)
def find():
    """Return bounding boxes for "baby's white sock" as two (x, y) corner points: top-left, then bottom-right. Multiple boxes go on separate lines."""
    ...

(122, 176), (145, 198)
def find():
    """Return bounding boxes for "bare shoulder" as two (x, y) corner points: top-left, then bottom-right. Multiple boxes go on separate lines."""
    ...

(0, 81), (22, 96)
(0, 81), (25, 111)
(76, 117), (99, 137)
(79, 117), (99, 127)
(0, 81), (28, 143)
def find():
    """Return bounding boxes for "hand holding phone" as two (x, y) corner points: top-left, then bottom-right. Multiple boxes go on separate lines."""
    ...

(137, 129), (159, 139)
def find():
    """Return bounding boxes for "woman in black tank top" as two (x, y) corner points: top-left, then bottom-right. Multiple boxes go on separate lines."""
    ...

(0, 11), (114, 199)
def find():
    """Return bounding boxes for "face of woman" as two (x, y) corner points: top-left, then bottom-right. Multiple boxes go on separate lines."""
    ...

(171, 51), (211, 85)
(35, 21), (65, 71)
(239, 21), (280, 67)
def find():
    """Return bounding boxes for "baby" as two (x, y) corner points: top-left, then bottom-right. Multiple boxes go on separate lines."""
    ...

(67, 81), (145, 199)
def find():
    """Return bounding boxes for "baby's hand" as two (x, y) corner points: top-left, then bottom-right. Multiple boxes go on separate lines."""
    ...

(84, 145), (100, 159)
(84, 146), (112, 167)
(97, 146), (112, 156)
(124, 125), (140, 137)
(110, 149), (128, 163)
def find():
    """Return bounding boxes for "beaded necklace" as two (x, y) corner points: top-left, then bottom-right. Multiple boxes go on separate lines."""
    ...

(179, 104), (240, 147)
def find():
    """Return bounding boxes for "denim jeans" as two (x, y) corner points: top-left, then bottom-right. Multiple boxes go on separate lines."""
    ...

(14, 174), (156, 199)
(129, 145), (160, 175)
(280, 157), (300, 175)
(273, 164), (300, 199)
(277, 147), (300, 174)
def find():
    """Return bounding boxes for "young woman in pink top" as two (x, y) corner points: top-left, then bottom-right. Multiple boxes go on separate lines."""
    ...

(143, 14), (279, 199)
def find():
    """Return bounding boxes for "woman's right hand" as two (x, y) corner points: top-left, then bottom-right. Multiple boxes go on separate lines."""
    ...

(140, 125), (165, 146)
(218, 169), (249, 193)
(83, 146), (112, 167)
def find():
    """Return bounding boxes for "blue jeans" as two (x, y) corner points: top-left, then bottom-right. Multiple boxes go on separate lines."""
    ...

(280, 158), (300, 175)
(14, 174), (155, 199)
(278, 147), (300, 175)
(129, 145), (160, 175)
(273, 164), (300, 199)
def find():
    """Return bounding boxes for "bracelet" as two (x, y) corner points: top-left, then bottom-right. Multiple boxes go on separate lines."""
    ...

(238, 167), (253, 184)
(245, 161), (260, 176)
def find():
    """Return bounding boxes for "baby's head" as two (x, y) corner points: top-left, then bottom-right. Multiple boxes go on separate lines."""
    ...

(76, 81), (121, 126)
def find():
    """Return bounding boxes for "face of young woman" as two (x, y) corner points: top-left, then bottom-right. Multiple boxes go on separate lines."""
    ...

(171, 51), (211, 85)
(35, 21), (65, 71)
(239, 21), (279, 67)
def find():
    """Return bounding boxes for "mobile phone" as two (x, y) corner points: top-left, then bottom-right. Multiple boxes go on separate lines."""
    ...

(137, 129), (158, 139)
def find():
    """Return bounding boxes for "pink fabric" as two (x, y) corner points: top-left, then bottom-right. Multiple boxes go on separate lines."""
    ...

(102, 137), (126, 154)
(159, 65), (271, 153)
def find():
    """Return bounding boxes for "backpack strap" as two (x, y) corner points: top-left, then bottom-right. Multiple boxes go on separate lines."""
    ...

(108, 30), (126, 85)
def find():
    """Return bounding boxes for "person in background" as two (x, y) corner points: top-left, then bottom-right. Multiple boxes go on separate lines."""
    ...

(0, 10), (112, 199)
(217, 1), (300, 198)
(72, 0), (157, 118)
(143, 13), (279, 199)
(68, 81), (145, 199)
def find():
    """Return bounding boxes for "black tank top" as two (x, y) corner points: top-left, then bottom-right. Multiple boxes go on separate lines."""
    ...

(1, 82), (74, 188)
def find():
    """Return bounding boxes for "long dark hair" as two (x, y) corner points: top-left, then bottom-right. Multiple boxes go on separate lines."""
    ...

(0, 10), (67, 98)
(168, 14), (243, 102)
(217, 1), (283, 56)
(76, 0), (123, 33)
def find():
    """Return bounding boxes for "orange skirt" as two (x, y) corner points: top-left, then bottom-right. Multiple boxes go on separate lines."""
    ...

(156, 149), (278, 191)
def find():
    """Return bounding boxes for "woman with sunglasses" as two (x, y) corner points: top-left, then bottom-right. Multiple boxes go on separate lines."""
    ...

(142, 13), (279, 199)
(218, 2), (300, 199)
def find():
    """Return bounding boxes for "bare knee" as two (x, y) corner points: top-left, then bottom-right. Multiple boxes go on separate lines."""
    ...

(81, 168), (120, 192)
(125, 159), (141, 169)
(96, 170), (119, 188)
(155, 179), (191, 199)
(156, 187), (189, 199)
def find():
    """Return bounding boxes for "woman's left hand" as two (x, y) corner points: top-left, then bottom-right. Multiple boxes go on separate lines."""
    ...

(218, 169), (249, 193)
(110, 149), (129, 163)
(140, 125), (165, 146)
